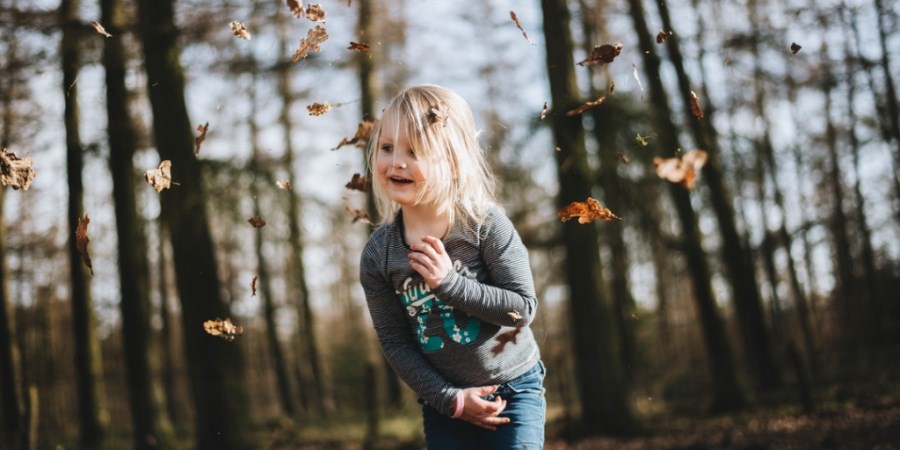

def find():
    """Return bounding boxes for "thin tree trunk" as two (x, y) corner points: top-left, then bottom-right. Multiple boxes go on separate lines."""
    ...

(872, 0), (900, 220)
(135, 0), (253, 447)
(156, 224), (182, 431)
(61, 0), (107, 445)
(540, 0), (637, 435)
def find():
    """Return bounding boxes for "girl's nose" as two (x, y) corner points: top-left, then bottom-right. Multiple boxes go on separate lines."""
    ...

(393, 159), (407, 169)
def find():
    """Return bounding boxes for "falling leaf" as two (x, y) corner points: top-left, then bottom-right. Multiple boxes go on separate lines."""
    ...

(348, 41), (370, 52)
(653, 149), (709, 189)
(203, 317), (244, 342)
(608, 80), (616, 95)
(230, 21), (251, 40)
(656, 30), (673, 44)
(287, 0), (303, 18)
(509, 11), (534, 45)
(276, 180), (292, 190)
(0, 148), (36, 190)
(306, 101), (331, 116)
(251, 276), (258, 296)
(305, 3), (326, 22)
(491, 324), (524, 356)
(292, 25), (328, 63)
(508, 311), (523, 322)
(75, 214), (93, 275)
(345, 205), (373, 225)
(144, 160), (172, 193)
(565, 96), (606, 117)
(689, 90), (704, 118)
(248, 216), (267, 228)
(557, 197), (620, 224)
(577, 42), (623, 67)
(345, 173), (371, 193)
(632, 64), (645, 99)
(554, 146), (561, 152)
(334, 117), (375, 150)
(790, 42), (802, 55)
(540, 102), (549, 120)
(90, 21), (112, 38)
(635, 133), (651, 147)
(616, 153), (630, 164)
(194, 122), (209, 155)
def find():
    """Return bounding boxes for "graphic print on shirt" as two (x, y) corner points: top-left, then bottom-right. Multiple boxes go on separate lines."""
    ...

(398, 260), (481, 352)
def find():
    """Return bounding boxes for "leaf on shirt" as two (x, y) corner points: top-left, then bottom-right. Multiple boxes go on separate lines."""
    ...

(203, 317), (244, 342)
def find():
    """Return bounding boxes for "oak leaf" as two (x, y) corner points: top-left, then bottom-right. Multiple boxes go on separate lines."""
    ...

(292, 25), (328, 63)
(578, 43), (622, 67)
(75, 214), (93, 275)
(90, 21), (112, 38)
(557, 197), (620, 224)
(653, 149), (708, 189)
(334, 118), (375, 150)
(566, 96), (606, 117)
(0, 148), (36, 190)
(144, 160), (172, 193)
(248, 216), (266, 228)
(203, 317), (244, 342)
(305, 3), (325, 22)
(194, 122), (209, 155)
(230, 21), (251, 40)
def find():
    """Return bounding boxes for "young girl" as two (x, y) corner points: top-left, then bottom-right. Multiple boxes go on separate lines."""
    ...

(359, 85), (545, 449)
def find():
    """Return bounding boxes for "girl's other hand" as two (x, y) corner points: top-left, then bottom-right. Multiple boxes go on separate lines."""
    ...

(408, 235), (453, 288)
(457, 385), (510, 430)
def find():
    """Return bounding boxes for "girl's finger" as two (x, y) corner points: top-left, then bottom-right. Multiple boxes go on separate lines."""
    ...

(420, 235), (446, 254)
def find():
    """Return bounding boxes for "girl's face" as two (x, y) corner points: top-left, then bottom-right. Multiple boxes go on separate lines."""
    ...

(375, 117), (428, 208)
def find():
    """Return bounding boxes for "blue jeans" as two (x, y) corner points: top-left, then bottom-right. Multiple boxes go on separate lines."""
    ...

(422, 361), (546, 449)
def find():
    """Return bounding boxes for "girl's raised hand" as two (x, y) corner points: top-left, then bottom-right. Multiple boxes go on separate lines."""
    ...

(458, 386), (510, 430)
(408, 235), (453, 288)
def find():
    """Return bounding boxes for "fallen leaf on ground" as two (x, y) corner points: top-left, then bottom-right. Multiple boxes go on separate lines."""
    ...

(292, 25), (328, 63)
(348, 41), (369, 52)
(334, 118), (375, 149)
(75, 214), (93, 275)
(203, 317), (244, 342)
(305, 3), (325, 22)
(656, 30), (673, 43)
(578, 43), (623, 67)
(248, 216), (266, 228)
(509, 11), (534, 45)
(194, 122), (208, 155)
(251, 276), (258, 296)
(345, 173), (370, 192)
(558, 197), (620, 223)
(276, 180), (292, 190)
(306, 101), (331, 116)
(689, 90), (704, 118)
(566, 96), (606, 116)
(90, 21), (112, 38)
(653, 149), (708, 189)
(230, 21), (251, 40)
(144, 160), (172, 193)
(0, 148), (36, 190)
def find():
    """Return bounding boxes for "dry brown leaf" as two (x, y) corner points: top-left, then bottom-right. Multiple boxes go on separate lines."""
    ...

(616, 153), (630, 164)
(427, 106), (448, 126)
(790, 42), (802, 55)
(248, 216), (266, 228)
(345, 173), (370, 193)
(75, 214), (93, 275)
(578, 43), (623, 67)
(292, 25), (328, 63)
(566, 96), (606, 116)
(194, 122), (209, 155)
(656, 30), (673, 44)
(251, 276), (258, 296)
(287, 0), (303, 18)
(689, 90), (704, 118)
(230, 21), (251, 40)
(540, 102), (549, 120)
(509, 11), (534, 45)
(0, 148), (36, 190)
(653, 149), (708, 189)
(276, 180), (292, 190)
(348, 41), (370, 52)
(334, 117), (375, 150)
(90, 21), (112, 38)
(554, 146), (561, 152)
(345, 205), (373, 225)
(203, 317), (244, 342)
(305, 3), (326, 22)
(306, 101), (331, 116)
(557, 197), (620, 224)
(144, 160), (172, 193)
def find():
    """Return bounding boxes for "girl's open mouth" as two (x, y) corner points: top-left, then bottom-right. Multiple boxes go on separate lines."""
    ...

(389, 176), (413, 184)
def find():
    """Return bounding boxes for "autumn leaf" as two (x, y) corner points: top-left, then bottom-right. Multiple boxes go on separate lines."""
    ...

(248, 216), (267, 228)
(144, 160), (172, 193)
(0, 148), (36, 190)
(194, 122), (209, 155)
(287, 0), (303, 18)
(230, 21), (251, 40)
(345, 205), (373, 225)
(427, 106), (448, 126)
(75, 214), (93, 275)
(540, 102), (549, 120)
(617, 153), (630, 164)
(334, 117), (375, 150)
(306, 101), (331, 116)
(790, 42), (802, 55)
(566, 96), (606, 117)
(251, 276), (258, 296)
(292, 25), (328, 63)
(578, 42), (623, 67)
(653, 149), (708, 189)
(345, 173), (371, 193)
(509, 11), (534, 45)
(348, 41), (370, 52)
(305, 3), (326, 22)
(203, 317), (244, 342)
(276, 180), (292, 190)
(635, 133), (652, 147)
(656, 30), (673, 44)
(608, 80), (615, 95)
(90, 21), (112, 38)
(558, 197), (620, 224)
(689, 90), (704, 118)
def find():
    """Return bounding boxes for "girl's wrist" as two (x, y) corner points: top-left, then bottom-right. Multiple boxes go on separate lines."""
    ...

(450, 390), (465, 418)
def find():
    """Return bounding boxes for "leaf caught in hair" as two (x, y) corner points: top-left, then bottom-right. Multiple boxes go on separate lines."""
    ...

(90, 21), (112, 38)
(346, 205), (373, 225)
(656, 30), (673, 44)
(689, 90), (704, 118)
(248, 216), (267, 228)
(577, 42), (623, 67)
(287, 0), (303, 18)
(230, 21), (251, 40)
(540, 102), (549, 120)
(509, 11), (534, 45)
(305, 3), (326, 22)
(292, 25), (328, 63)
(306, 101), (331, 116)
(345, 173), (370, 193)
(427, 106), (448, 126)
(276, 180), (292, 190)
(75, 214), (93, 275)
(566, 96), (606, 117)
(203, 317), (244, 342)
(558, 197), (620, 224)
(144, 160), (172, 193)
(790, 42), (801, 55)
(1, 148), (36, 190)
(334, 118), (375, 150)
(653, 149), (708, 189)
(348, 41), (369, 52)
(251, 276), (258, 296)
(194, 122), (209, 155)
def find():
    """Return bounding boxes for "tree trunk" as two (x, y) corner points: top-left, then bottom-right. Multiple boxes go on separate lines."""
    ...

(61, 0), (107, 445)
(540, 0), (637, 435)
(156, 224), (182, 431)
(872, 0), (900, 221)
(625, 0), (746, 412)
(135, 0), (253, 447)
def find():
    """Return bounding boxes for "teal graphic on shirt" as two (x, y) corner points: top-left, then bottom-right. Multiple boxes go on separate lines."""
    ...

(398, 262), (481, 352)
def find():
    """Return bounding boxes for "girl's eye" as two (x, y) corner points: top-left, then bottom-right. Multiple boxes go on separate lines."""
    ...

(407, 149), (417, 159)
(380, 145), (393, 153)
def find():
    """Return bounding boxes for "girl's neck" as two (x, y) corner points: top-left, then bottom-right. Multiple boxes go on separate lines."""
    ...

(400, 205), (450, 245)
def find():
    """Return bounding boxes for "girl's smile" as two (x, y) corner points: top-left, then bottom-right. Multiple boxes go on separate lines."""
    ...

(376, 117), (428, 207)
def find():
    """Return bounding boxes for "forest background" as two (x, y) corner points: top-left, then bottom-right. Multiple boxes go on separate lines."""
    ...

(1, 0), (899, 448)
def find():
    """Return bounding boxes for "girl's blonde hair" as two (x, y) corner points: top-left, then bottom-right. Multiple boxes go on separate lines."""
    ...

(367, 84), (496, 228)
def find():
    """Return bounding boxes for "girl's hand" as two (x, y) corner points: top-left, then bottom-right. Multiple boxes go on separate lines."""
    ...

(457, 386), (510, 430)
(408, 235), (453, 289)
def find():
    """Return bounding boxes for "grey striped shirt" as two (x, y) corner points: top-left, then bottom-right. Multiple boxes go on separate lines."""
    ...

(359, 206), (541, 416)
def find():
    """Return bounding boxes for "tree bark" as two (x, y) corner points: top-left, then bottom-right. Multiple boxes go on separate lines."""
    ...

(872, 0), (900, 222)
